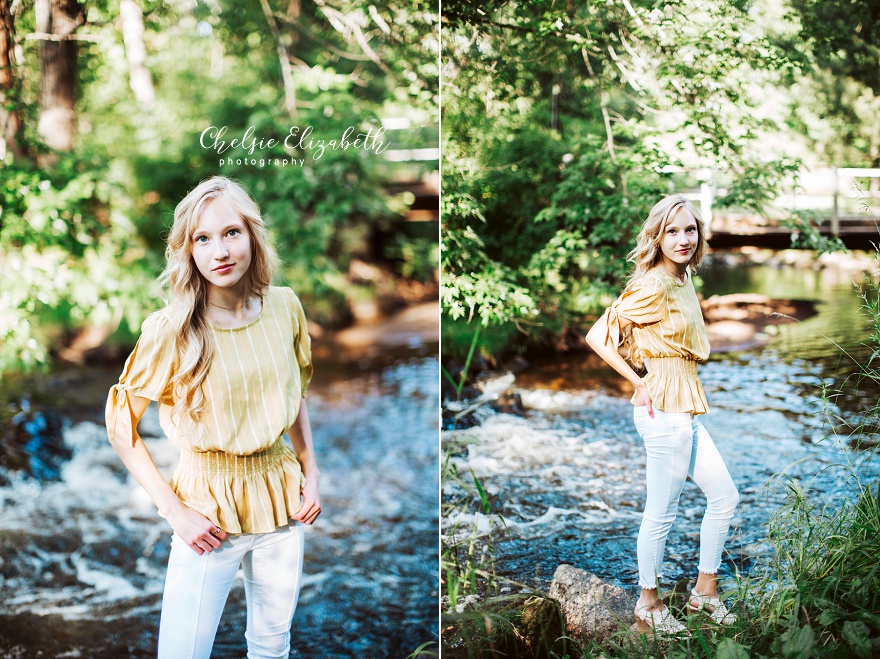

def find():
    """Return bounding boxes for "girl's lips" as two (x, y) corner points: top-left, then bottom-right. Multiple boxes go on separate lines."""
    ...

(214, 264), (234, 273)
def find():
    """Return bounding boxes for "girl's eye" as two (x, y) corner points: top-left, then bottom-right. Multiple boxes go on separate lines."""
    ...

(227, 229), (240, 237)
(194, 235), (208, 244)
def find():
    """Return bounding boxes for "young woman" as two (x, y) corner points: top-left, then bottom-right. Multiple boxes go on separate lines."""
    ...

(105, 176), (321, 658)
(586, 195), (739, 635)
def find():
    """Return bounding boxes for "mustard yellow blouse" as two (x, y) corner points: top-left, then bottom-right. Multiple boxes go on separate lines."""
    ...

(105, 286), (314, 534)
(603, 267), (710, 415)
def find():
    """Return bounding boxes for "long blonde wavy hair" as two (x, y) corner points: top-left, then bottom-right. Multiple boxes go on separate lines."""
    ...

(157, 176), (280, 432)
(626, 194), (707, 285)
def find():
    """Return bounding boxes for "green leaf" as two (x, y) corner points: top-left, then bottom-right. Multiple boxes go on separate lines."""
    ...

(472, 471), (491, 514)
(841, 621), (872, 659)
(817, 609), (839, 626)
(781, 625), (816, 659)
(716, 638), (751, 659)
(405, 641), (438, 658)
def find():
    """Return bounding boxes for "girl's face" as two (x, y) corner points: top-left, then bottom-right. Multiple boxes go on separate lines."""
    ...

(659, 206), (698, 270)
(191, 196), (253, 292)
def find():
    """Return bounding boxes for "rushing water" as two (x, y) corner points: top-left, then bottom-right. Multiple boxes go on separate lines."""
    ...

(443, 255), (880, 599)
(0, 351), (439, 658)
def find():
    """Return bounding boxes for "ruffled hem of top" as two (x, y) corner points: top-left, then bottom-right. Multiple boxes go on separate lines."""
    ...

(631, 371), (709, 415)
(168, 442), (306, 535)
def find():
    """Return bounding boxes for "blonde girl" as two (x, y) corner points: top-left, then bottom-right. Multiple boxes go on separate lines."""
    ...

(105, 176), (320, 658)
(586, 194), (739, 635)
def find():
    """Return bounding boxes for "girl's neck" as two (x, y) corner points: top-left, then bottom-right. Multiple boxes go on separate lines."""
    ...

(205, 284), (256, 323)
(207, 282), (250, 310)
(658, 258), (688, 283)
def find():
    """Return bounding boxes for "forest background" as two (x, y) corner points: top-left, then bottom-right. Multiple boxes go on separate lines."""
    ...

(0, 0), (439, 379)
(441, 0), (880, 360)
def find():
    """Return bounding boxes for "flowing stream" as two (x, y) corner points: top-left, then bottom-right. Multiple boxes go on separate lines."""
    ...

(443, 255), (880, 598)
(0, 348), (439, 658)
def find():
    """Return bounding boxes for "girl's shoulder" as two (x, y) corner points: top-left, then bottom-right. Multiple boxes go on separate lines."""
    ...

(140, 307), (173, 335)
(624, 269), (669, 295)
(269, 285), (306, 311)
(267, 287), (309, 335)
(131, 308), (177, 361)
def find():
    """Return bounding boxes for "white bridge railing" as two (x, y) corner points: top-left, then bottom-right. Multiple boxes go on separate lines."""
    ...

(669, 166), (880, 235)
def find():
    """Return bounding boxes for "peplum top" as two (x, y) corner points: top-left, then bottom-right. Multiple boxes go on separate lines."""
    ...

(105, 286), (314, 534)
(601, 266), (710, 415)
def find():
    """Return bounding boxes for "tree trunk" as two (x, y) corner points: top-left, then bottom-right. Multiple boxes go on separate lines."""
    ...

(35, 0), (83, 153)
(0, 0), (26, 161)
(119, 0), (154, 110)
(259, 0), (296, 118)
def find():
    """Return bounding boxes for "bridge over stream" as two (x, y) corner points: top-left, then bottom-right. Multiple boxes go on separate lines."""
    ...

(681, 167), (880, 251)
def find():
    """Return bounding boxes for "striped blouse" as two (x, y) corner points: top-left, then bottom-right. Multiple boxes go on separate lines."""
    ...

(105, 286), (314, 534)
(603, 266), (710, 415)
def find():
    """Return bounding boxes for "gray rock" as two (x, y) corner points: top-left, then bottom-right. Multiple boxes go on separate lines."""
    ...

(548, 564), (632, 643)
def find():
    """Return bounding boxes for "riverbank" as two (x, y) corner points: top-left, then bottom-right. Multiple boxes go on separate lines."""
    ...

(442, 248), (879, 369)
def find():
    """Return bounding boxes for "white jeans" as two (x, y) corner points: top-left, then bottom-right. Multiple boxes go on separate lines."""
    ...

(632, 407), (739, 590)
(157, 523), (304, 659)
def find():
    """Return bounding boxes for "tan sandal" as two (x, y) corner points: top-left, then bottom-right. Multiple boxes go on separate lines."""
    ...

(634, 603), (690, 636)
(687, 589), (737, 624)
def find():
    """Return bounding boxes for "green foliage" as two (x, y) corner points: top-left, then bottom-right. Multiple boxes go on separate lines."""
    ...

(0, 158), (159, 373)
(738, 475), (880, 659)
(789, 0), (880, 96)
(440, 315), (523, 365)
(440, 188), (537, 326)
(442, 449), (503, 610)
(440, 0), (808, 353)
(387, 233), (439, 280)
(781, 212), (848, 255)
(2, 0), (438, 375)
(442, 595), (569, 659)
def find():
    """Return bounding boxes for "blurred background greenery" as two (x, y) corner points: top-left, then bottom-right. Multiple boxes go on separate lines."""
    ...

(441, 0), (880, 361)
(1, 0), (439, 376)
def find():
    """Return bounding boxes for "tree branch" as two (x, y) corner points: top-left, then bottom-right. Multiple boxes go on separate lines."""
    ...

(258, 0), (297, 118)
(22, 31), (102, 42)
(313, 0), (393, 76)
(582, 47), (616, 164)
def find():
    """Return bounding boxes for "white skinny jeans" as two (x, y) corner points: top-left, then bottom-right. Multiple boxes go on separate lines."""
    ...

(632, 407), (739, 590)
(157, 522), (304, 659)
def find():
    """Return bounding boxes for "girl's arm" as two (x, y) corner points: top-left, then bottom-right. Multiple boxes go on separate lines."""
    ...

(586, 312), (654, 417)
(108, 394), (227, 553)
(288, 400), (321, 525)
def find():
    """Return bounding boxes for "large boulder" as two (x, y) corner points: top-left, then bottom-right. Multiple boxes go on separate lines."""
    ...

(548, 564), (632, 643)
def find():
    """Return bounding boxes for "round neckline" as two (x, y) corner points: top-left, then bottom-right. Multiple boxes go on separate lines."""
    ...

(654, 264), (689, 287)
(208, 297), (264, 332)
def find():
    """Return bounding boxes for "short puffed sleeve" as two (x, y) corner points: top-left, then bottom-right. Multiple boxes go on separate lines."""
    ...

(285, 288), (314, 397)
(604, 276), (667, 347)
(105, 312), (177, 446)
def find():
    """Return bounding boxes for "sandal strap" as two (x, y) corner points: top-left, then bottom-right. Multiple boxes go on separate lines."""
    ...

(635, 605), (687, 634)
(688, 589), (737, 624)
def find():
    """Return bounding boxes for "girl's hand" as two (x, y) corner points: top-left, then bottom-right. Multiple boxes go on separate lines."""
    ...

(635, 380), (655, 418)
(166, 504), (227, 555)
(291, 478), (321, 525)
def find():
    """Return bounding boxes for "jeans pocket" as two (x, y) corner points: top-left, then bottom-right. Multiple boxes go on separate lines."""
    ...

(635, 409), (676, 444)
(633, 406), (651, 437)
